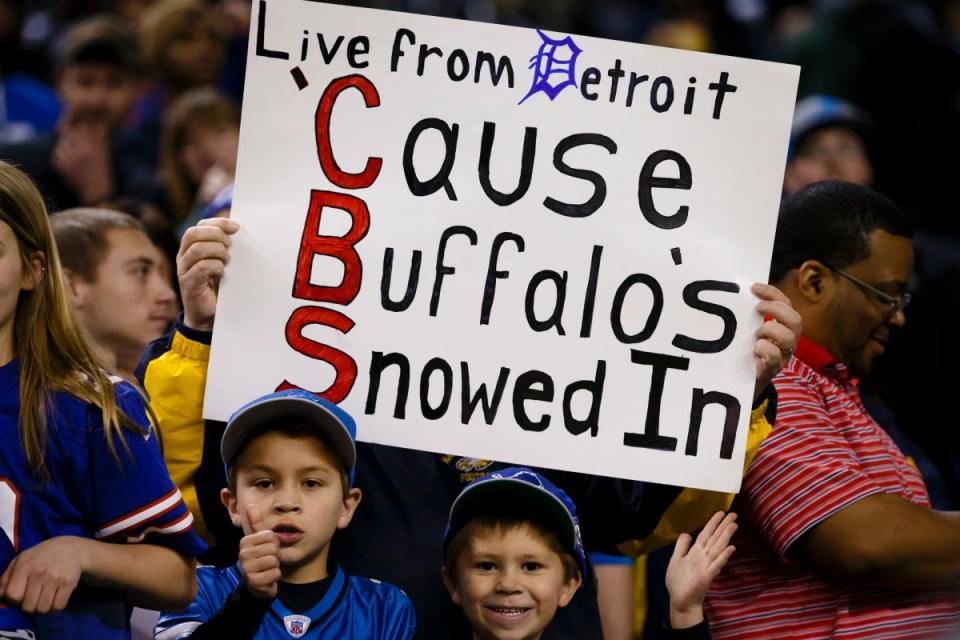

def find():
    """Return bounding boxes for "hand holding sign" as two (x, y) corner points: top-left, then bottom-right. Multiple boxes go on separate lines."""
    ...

(751, 283), (802, 401)
(239, 504), (281, 599)
(177, 218), (239, 332)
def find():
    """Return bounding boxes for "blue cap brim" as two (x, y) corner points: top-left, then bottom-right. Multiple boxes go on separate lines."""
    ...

(221, 392), (356, 485)
(443, 475), (586, 578)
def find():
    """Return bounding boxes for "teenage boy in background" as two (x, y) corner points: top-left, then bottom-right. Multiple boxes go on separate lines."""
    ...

(51, 208), (176, 382)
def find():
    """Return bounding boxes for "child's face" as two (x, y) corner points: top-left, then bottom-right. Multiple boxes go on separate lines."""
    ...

(222, 430), (360, 583)
(0, 220), (33, 350)
(444, 524), (581, 640)
(178, 123), (239, 185)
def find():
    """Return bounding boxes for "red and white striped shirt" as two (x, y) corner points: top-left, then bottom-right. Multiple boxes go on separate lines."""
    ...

(705, 337), (960, 639)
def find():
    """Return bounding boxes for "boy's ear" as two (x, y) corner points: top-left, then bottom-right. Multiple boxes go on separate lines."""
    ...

(220, 487), (242, 528)
(557, 573), (582, 608)
(336, 487), (362, 530)
(441, 566), (461, 605)
(61, 267), (92, 307)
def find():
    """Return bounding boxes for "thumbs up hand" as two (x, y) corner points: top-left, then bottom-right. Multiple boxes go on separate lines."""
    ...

(239, 504), (281, 599)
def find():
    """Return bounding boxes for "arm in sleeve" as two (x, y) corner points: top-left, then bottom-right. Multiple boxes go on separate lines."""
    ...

(87, 380), (207, 558)
(664, 620), (712, 640)
(743, 380), (885, 560)
(136, 315), (215, 544)
(75, 380), (206, 609)
(155, 568), (269, 640)
(382, 585), (416, 640)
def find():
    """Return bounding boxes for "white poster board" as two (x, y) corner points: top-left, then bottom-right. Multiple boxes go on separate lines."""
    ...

(205, 0), (799, 492)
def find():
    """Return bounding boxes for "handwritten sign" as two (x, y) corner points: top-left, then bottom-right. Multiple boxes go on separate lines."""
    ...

(204, 0), (799, 492)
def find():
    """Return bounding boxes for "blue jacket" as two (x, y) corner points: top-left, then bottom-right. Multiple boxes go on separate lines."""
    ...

(0, 359), (207, 638)
(154, 564), (415, 639)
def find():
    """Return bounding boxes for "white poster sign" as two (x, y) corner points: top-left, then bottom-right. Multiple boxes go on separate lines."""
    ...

(205, 0), (799, 492)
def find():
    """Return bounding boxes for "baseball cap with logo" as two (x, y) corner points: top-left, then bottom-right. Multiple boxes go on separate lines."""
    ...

(221, 389), (357, 485)
(443, 467), (587, 577)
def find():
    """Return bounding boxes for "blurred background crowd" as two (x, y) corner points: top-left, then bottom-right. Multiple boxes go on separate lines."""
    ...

(2, 0), (959, 638)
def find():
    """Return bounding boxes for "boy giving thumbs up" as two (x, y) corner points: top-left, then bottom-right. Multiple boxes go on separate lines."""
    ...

(154, 390), (416, 639)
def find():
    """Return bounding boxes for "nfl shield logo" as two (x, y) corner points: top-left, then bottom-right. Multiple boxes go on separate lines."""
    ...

(284, 614), (311, 638)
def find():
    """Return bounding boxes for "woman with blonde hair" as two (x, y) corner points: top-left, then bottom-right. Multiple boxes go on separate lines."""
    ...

(0, 161), (205, 639)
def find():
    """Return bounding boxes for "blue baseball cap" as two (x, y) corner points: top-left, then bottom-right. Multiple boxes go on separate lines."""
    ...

(221, 389), (357, 484)
(443, 467), (587, 577)
(789, 94), (871, 158)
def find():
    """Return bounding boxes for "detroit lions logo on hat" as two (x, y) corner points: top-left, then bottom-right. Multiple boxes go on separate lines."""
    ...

(455, 457), (493, 472)
(284, 615), (311, 638)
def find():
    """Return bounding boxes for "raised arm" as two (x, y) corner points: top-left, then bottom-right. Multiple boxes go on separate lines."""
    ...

(136, 218), (241, 554)
(666, 511), (737, 630)
(178, 218), (239, 332)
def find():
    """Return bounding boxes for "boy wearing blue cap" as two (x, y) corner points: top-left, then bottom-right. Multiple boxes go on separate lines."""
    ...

(441, 468), (585, 640)
(154, 390), (415, 639)
(442, 468), (736, 640)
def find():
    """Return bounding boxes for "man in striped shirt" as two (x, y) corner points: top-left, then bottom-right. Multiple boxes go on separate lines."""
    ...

(706, 181), (960, 639)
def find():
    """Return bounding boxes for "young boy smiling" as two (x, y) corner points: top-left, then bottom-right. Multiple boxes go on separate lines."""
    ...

(154, 389), (416, 639)
(441, 468), (585, 640)
(441, 468), (736, 640)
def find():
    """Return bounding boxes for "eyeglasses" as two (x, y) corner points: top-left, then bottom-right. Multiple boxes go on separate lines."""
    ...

(824, 264), (911, 316)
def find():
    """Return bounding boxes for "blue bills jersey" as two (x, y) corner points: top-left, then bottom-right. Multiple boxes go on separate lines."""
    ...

(0, 359), (207, 638)
(155, 564), (415, 640)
